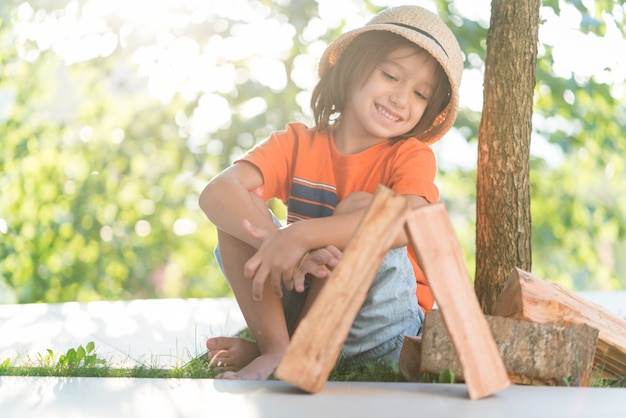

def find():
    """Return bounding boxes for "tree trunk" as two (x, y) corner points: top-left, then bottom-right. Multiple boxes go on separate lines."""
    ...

(475, 0), (540, 314)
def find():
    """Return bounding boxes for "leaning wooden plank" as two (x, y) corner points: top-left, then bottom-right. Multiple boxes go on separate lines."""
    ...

(420, 310), (599, 386)
(274, 185), (409, 393)
(494, 267), (626, 379)
(405, 203), (510, 400)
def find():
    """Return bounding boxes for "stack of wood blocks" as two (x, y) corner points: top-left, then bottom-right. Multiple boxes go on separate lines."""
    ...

(274, 186), (626, 398)
(408, 267), (626, 387)
(275, 186), (511, 400)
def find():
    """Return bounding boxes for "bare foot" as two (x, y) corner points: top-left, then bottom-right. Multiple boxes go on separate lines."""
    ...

(206, 337), (260, 371)
(217, 352), (284, 380)
(206, 336), (285, 380)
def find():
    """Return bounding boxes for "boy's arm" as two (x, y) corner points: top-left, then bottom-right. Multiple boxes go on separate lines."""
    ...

(198, 161), (277, 249)
(244, 193), (428, 300)
(283, 193), (429, 251)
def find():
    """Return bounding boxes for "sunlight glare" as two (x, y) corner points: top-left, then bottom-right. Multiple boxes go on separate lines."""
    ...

(190, 93), (231, 134)
(135, 220), (151, 237)
(173, 218), (198, 236)
(459, 68), (484, 112)
(249, 57), (288, 91)
(105, 0), (172, 31)
(239, 97), (268, 119)
(541, 4), (626, 83)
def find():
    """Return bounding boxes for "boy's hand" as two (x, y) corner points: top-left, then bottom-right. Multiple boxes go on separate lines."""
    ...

(241, 219), (304, 300)
(293, 245), (342, 290)
(241, 219), (340, 301)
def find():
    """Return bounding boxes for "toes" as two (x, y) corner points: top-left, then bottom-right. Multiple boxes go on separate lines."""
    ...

(206, 336), (234, 351)
(206, 337), (221, 350)
(208, 349), (233, 369)
(217, 371), (239, 380)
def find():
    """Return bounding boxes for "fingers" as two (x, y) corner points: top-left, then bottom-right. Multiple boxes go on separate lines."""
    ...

(292, 270), (307, 293)
(245, 255), (290, 301)
(241, 221), (341, 300)
(325, 245), (342, 262)
(306, 246), (341, 270)
(244, 256), (265, 301)
(243, 219), (287, 300)
(292, 246), (343, 291)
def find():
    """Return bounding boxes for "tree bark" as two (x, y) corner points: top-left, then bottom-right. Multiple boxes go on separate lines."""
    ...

(475, 0), (540, 314)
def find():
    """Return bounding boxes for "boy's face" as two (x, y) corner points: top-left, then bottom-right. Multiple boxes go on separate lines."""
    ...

(343, 46), (438, 143)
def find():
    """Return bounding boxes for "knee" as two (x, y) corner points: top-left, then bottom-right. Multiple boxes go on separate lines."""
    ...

(334, 192), (373, 216)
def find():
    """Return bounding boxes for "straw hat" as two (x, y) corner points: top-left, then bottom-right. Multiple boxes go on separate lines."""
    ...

(318, 5), (463, 144)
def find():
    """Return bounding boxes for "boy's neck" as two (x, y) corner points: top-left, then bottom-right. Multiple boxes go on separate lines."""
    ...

(332, 122), (389, 155)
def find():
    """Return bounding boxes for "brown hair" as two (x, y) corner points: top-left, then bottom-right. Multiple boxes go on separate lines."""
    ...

(311, 31), (451, 142)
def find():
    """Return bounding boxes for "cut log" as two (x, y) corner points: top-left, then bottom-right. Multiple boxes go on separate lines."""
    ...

(494, 268), (626, 379)
(419, 310), (599, 386)
(398, 336), (422, 382)
(274, 185), (409, 393)
(405, 203), (510, 400)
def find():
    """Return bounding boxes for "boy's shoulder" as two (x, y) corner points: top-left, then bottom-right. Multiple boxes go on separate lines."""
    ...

(392, 137), (433, 153)
(282, 122), (319, 135)
(273, 122), (328, 142)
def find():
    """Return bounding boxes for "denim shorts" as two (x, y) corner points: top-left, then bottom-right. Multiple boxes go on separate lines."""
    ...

(214, 215), (424, 370)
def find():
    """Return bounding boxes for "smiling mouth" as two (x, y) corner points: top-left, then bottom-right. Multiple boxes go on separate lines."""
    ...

(376, 104), (401, 123)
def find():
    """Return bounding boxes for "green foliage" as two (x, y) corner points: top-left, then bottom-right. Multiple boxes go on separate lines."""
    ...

(0, 341), (108, 376)
(328, 361), (405, 383)
(0, 0), (231, 302)
(530, 1), (626, 289)
(0, 341), (220, 378)
(2, 341), (625, 387)
(58, 341), (106, 369)
(44, 343), (104, 370)
(438, 369), (456, 384)
(1, 0), (625, 304)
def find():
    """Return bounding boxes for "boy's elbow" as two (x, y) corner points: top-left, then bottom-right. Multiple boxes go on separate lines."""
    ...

(198, 182), (216, 214)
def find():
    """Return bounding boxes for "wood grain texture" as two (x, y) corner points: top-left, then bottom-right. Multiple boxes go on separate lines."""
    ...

(398, 336), (422, 382)
(494, 268), (626, 378)
(274, 186), (409, 393)
(421, 310), (598, 386)
(475, 0), (540, 314)
(405, 203), (510, 400)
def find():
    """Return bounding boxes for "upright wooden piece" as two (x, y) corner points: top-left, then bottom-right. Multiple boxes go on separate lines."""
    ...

(405, 203), (510, 400)
(274, 186), (409, 393)
(494, 268), (626, 378)
(398, 336), (422, 382)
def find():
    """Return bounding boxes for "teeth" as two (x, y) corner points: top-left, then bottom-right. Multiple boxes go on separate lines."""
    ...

(377, 105), (400, 122)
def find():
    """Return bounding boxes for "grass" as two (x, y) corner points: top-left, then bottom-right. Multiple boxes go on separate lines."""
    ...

(2, 341), (625, 388)
(0, 340), (406, 382)
(0, 342), (221, 379)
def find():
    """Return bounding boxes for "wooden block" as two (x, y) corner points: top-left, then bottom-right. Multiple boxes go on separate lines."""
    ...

(274, 185), (409, 393)
(494, 268), (626, 379)
(405, 203), (510, 400)
(420, 310), (599, 386)
(398, 336), (422, 382)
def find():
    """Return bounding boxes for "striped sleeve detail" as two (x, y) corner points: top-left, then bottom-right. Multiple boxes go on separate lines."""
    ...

(286, 177), (337, 222)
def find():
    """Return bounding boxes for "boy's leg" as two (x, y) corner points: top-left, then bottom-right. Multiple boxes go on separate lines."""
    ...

(295, 192), (423, 369)
(338, 246), (423, 369)
(207, 197), (290, 380)
(295, 192), (373, 327)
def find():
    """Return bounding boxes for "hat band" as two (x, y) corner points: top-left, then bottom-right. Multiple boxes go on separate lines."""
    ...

(385, 22), (449, 58)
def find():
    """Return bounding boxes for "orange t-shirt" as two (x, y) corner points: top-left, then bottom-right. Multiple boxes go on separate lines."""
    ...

(237, 122), (437, 312)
